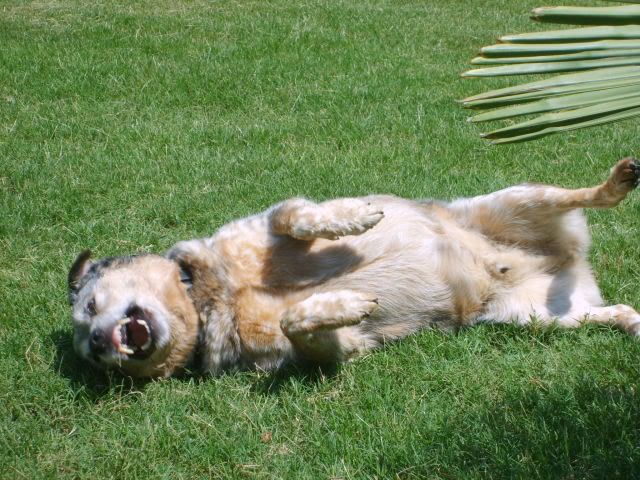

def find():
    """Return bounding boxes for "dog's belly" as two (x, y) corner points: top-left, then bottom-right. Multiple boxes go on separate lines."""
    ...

(220, 198), (503, 354)
(212, 195), (559, 364)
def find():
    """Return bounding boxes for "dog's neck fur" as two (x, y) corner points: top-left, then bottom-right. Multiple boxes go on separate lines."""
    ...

(175, 265), (204, 374)
(170, 254), (242, 376)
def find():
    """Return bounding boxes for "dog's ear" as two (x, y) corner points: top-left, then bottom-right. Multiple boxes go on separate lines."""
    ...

(68, 250), (93, 304)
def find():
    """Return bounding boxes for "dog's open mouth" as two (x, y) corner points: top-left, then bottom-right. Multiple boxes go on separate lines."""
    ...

(111, 308), (155, 358)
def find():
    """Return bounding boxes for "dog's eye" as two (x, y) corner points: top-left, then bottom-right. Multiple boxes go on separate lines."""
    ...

(85, 299), (97, 316)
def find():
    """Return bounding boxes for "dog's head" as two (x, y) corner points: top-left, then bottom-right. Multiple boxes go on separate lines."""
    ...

(68, 251), (199, 378)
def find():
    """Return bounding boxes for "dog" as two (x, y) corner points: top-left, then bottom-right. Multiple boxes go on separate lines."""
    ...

(68, 157), (640, 378)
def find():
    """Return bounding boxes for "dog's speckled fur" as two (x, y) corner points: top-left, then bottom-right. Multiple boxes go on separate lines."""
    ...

(69, 158), (640, 378)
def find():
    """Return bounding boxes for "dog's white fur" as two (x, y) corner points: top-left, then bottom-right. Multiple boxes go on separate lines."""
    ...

(69, 158), (640, 378)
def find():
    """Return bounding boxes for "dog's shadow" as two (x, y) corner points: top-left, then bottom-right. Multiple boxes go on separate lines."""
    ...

(50, 328), (339, 400)
(50, 328), (151, 400)
(249, 361), (340, 396)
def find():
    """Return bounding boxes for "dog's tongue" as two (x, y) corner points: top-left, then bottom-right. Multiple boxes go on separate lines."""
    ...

(126, 319), (150, 349)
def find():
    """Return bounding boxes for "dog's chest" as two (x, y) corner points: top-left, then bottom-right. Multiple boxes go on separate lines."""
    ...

(208, 220), (310, 364)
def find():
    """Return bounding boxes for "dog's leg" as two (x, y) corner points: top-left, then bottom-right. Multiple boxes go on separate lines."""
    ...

(578, 305), (640, 336)
(537, 304), (640, 336)
(459, 157), (639, 214)
(482, 304), (640, 336)
(280, 290), (378, 338)
(449, 157), (639, 253)
(269, 198), (384, 241)
(517, 156), (640, 209)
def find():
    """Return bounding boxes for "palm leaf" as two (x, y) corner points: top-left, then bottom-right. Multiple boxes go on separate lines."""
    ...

(501, 25), (640, 43)
(479, 39), (640, 56)
(462, 65), (640, 103)
(461, 2), (640, 143)
(532, 5), (640, 25)
(469, 85), (640, 123)
(471, 49), (640, 65)
(482, 96), (640, 139)
(490, 106), (640, 144)
(463, 56), (640, 77)
(463, 75), (640, 109)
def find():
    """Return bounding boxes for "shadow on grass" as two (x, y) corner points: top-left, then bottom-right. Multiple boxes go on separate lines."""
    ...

(249, 361), (340, 396)
(50, 327), (340, 399)
(385, 365), (640, 479)
(49, 328), (151, 400)
(457, 381), (639, 478)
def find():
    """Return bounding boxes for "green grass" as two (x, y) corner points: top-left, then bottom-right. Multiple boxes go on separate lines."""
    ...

(2, 0), (640, 478)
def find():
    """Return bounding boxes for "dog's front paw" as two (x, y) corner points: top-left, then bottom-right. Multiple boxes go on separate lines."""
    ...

(281, 290), (379, 337)
(336, 291), (380, 325)
(311, 200), (384, 240)
(345, 202), (385, 235)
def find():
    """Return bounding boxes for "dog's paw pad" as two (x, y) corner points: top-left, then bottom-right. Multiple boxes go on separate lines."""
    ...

(610, 157), (640, 190)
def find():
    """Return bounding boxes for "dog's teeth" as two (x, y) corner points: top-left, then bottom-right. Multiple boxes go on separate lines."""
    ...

(137, 319), (152, 351)
(117, 317), (131, 326)
(141, 337), (152, 351)
(136, 318), (150, 333)
(118, 345), (134, 355)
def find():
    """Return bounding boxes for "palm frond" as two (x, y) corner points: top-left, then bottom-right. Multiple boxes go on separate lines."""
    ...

(480, 39), (640, 56)
(463, 56), (640, 77)
(462, 2), (640, 144)
(471, 49), (640, 65)
(469, 85), (640, 123)
(531, 5), (640, 25)
(500, 25), (640, 42)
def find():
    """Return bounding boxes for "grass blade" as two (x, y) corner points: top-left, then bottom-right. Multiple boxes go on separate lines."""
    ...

(471, 48), (640, 65)
(462, 56), (640, 77)
(532, 5), (640, 25)
(469, 85), (640, 122)
(483, 96), (640, 139)
(500, 25), (640, 43)
(490, 106), (640, 144)
(480, 39), (640, 57)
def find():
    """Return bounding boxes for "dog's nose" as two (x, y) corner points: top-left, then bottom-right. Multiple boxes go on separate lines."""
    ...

(89, 329), (109, 354)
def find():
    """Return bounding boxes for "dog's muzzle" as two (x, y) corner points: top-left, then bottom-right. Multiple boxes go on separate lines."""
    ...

(89, 306), (156, 360)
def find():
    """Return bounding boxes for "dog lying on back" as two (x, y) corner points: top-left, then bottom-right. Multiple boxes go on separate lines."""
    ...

(69, 158), (640, 378)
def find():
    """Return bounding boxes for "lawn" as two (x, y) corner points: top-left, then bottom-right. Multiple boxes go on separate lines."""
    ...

(2, 0), (640, 478)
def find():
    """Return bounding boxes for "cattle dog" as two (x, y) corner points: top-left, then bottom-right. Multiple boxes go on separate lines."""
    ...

(68, 157), (640, 378)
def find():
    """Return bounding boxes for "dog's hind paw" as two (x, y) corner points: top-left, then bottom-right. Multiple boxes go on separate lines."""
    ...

(609, 157), (640, 192)
(329, 202), (384, 238)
